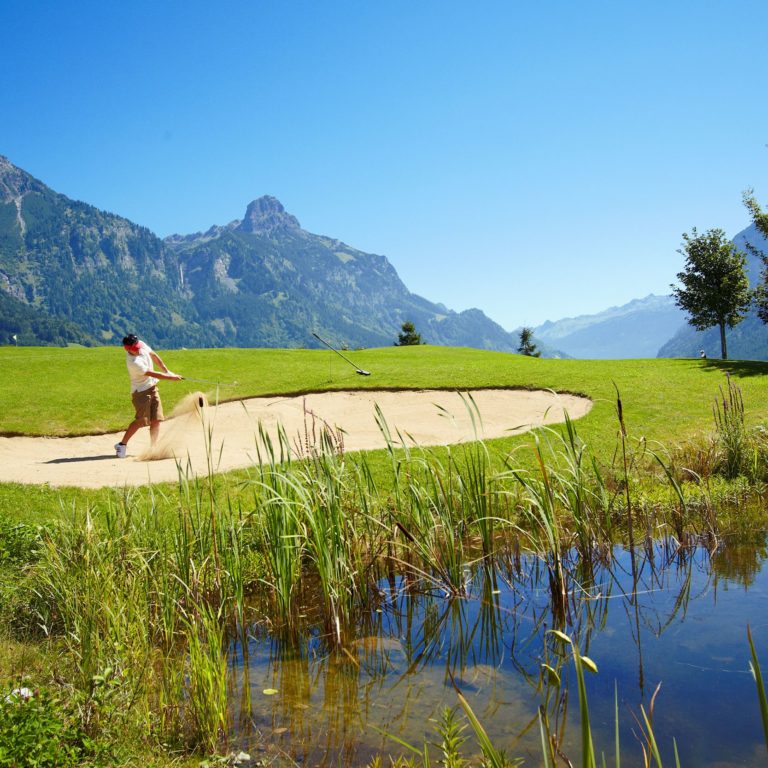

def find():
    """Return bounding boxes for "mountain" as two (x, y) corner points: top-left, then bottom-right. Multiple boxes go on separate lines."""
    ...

(0, 155), (216, 347)
(164, 196), (522, 350)
(0, 156), (523, 351)
(534, 295), (687, 359)
(657, 223), (768, 359)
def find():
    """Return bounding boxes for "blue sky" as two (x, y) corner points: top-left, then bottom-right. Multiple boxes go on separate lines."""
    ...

(2, 1), (767, 329)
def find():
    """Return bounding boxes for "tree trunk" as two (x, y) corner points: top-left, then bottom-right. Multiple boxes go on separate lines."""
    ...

(719, 322), (728, 360)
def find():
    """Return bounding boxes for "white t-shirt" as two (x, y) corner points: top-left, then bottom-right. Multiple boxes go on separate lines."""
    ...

(125, 341), (158, 393)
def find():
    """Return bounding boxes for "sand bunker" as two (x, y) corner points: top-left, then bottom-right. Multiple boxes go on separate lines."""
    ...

(0, 389), (592, 489)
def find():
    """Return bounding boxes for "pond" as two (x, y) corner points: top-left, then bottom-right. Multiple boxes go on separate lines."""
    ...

(227, 534), (768, 766)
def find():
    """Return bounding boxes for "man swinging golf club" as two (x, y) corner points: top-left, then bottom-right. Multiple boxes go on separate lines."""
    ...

(115, 334), (184, 458)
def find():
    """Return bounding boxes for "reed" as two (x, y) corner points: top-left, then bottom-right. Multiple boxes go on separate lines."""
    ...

(249, 421), (304, 620)
(508, 431), (570, 622)
(182, 601), (228, 753)
(503, 406), (639, 624)
(458, 438), (505, 560)
(374, 408), (466, 595)
(393, 450), (469, 596)
(446, 393), (508, 559)
(11, 378), (768, 765)
(296, 447), (360, 644)
(374, 402), (518, 596)
(253, 466), (305, 629)
(748, 625), (768, 753)
(375, 402), (413, 514)
(615, 386), (637, 555)
(714, 373), (748, 479)
(24, 459), (266, 754)
(32, 505), (155, 738)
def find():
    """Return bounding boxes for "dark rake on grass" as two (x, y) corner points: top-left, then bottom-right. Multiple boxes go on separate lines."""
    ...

(312, 332), (371, 376)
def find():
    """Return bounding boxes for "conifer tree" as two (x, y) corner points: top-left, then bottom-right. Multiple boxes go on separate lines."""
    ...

(517, 327), (541, 357)
(395, 321), (423, 346)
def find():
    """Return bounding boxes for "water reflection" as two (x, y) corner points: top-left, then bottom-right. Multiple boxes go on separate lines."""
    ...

(711, 532), (768, 588)
(230, 534), (768, 767)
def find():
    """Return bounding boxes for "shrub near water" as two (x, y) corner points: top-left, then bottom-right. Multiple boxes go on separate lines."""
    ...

(0, 687), (91, 768)
(0, 516), (42, 565)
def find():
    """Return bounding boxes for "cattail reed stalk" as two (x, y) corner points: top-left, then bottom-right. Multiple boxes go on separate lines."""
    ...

(615, 386), (636, 555)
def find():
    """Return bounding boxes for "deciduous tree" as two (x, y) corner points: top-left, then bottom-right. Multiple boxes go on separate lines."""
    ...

(743, 189), (768, 324)
(671, 228), (751, 360)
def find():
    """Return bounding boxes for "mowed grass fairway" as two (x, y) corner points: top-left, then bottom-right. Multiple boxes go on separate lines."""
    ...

(1, 343), (767, 520)
(2, 344), (767, 440)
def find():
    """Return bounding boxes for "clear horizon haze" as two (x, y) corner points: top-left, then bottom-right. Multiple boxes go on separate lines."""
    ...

(3, 0), (767, 330)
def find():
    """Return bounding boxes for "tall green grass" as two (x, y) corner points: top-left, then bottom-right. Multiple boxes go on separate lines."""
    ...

(714, 373), (748, 479)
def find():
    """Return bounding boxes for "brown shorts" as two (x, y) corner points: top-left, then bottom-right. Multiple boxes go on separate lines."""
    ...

(131, 386), (164, 426)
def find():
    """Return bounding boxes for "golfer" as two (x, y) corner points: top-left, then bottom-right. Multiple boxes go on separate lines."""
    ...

(115, 334), (183, 458)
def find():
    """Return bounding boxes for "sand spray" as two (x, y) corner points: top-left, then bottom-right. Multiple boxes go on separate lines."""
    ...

(139, 391), (212, 461)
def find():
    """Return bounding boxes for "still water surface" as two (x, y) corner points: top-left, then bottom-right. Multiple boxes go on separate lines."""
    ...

(229, 535), (768, 766)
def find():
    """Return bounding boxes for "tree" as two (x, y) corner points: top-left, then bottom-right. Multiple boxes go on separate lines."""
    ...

(743, 189), (768, 324)
(395, 321), (423, 346)
(517, 327), (541, 357)
(671, 228), (751, 360)
(743, 189), (768, 240)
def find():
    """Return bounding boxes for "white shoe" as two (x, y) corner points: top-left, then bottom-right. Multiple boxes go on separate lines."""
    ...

(114, 442), (127, 459)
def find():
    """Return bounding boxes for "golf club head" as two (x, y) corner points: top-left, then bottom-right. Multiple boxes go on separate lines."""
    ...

(357, 369), (371, 376)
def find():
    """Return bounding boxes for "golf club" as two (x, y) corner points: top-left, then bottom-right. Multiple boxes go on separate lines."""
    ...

(312, 332), (371, 376)
(178, 377), (239, 387)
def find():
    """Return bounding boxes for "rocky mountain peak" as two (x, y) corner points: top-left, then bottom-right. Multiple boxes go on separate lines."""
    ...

(0, 155), (46, 203)
(236, 195), (301, 234)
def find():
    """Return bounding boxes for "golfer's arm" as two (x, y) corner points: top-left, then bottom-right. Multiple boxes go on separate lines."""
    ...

(150, 351), (172, 373)
(151, 370), (182, 381)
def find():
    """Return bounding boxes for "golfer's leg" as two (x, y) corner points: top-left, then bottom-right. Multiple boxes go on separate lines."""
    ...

(124, 389), (153, 446)
(121, 419), (143, 445)
(148, 387), (164, 446)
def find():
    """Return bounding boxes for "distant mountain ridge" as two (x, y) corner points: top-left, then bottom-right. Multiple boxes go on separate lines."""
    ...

(0, 156), (523, 352)
(531, 223), (768, 361)
(534, 294), (687, 359)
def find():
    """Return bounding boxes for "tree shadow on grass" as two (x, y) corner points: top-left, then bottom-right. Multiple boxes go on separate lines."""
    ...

(700, 359), (768, 378)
